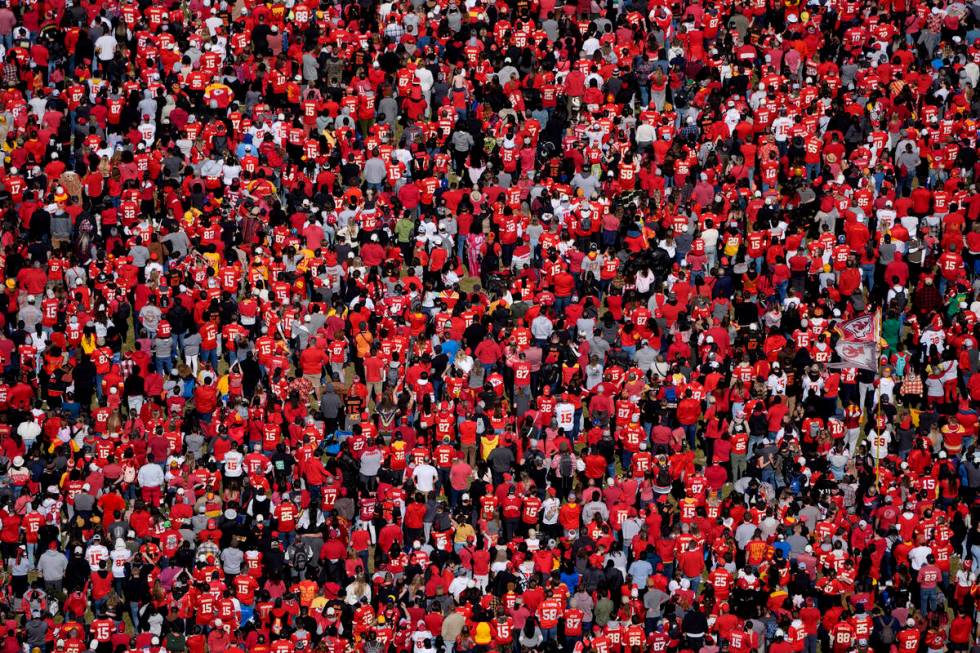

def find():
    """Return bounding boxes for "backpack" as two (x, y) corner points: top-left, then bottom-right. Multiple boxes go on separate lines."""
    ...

(891, 286), (908, 310)
(877, 617), (895, 645)
(290, 544), (310, 570)
(655, 463), (671, 489)
(894, 353), (908, 377)
(559, 452), (574, 478)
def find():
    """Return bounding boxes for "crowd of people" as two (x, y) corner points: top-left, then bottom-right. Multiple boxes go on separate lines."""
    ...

(0, 0), (979, 650)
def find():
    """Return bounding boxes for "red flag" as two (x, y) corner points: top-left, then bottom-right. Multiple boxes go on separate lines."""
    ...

(837, 314), (877, 343)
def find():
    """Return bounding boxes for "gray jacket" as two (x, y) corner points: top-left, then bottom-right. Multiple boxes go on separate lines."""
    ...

(895, 150), (921, 173)
(183, 332), (202, 357)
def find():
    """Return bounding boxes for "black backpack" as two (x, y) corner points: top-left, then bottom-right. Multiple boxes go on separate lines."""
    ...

(891, 286), (908, 310)
(559, 452), (574, 478)
(290, 543), (310, 570)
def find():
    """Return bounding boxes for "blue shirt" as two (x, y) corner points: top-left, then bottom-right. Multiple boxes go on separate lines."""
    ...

(440, 338), (460, 361)
(560, 570), (580, 594)
(628, 559), (653, 588)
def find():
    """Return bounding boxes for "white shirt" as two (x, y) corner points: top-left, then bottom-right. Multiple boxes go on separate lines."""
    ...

(204, 15), (224, 36)
(635, 270), (655, 294)
(448, 576), (469, 600)
(876, 208), (897, 232)
(137, 462), (165, 488)
(223, 450), (244, 478)
(921, 327), (945, 352)
(555, 402), (575, 432)
(412, 630), (434, 650)
(766, 373), (787, 396)
(412, 464), (439, 493)
(771, 116), (793, 141)
(392, 147), (414, 168)
(85, 544), (109, 568)
(531, 315), (553, 340)
(909, 544), (933, 571)
(17, 420), (41, 443)
(453, 354), (473, 375)
(222, 163), (241, 185)
(414, 68), (434, 92)
(635, 123), (656, 145)
(801, 375), (823, 400)
(109, 547), (132, 578)
(867, 429), (890, 461)
(94, 34), (118, 61)
(138, 122), (156, 145)
(724, 108), (740, 134)
(701, 227), (719, 252)
(541, 497), (560, 525)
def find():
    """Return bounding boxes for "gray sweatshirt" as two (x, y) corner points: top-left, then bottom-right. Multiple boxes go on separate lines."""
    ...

(37, 550), (68, 581)
(183, 332), (202, 357)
